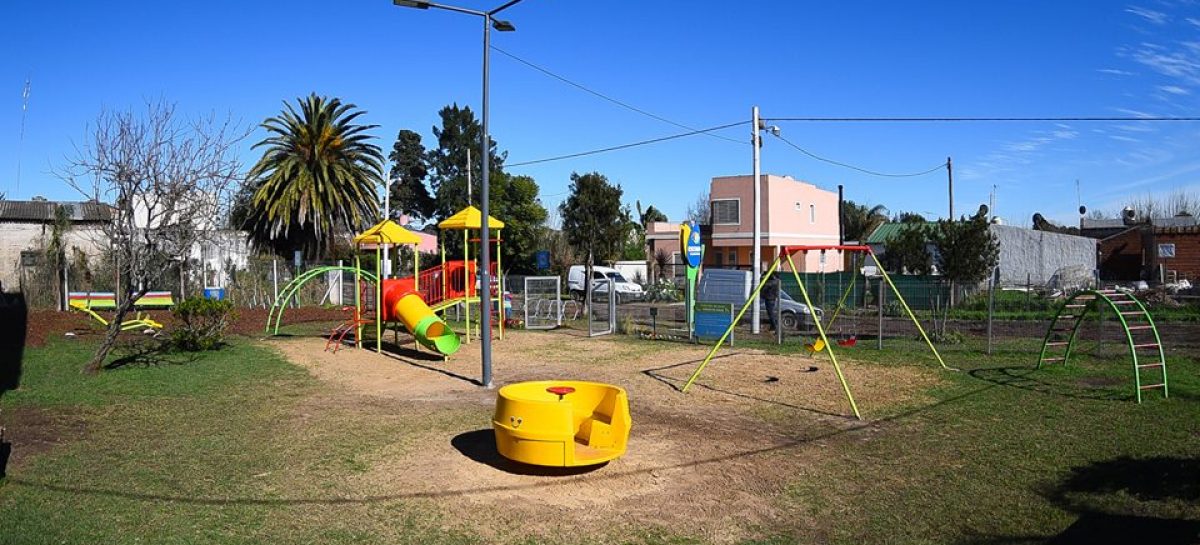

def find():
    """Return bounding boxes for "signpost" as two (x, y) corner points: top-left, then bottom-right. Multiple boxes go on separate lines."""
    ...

(694, 301), (734, 346)
(680, 221), (704, 339)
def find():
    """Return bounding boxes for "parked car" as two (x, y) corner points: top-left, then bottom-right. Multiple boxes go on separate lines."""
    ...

(567, 265), (646, 303)
(695, 268), (822, 329)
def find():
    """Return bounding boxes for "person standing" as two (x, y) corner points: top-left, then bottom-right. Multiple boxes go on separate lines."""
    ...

(762, 272), (781, 332)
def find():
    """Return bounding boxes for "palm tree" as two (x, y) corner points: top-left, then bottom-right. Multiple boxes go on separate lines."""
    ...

(244, 94), (384, 256)
(841, 201), (889, 242)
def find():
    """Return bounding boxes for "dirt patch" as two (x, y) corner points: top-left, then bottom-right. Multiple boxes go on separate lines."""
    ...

(270, 330), (942, 542)
(0, 406), (88, 471)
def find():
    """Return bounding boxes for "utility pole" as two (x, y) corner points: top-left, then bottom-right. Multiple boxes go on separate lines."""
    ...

(947, 156), (954, 220)
(383, 173), (391, 278)
(467, 148), (473, 203)
(751, 106), (762, 335)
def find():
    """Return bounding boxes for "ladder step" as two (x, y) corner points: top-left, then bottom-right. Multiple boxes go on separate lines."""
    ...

(1119, 311), (1146, 316)
(1133, 343), (1159, 349)
(1139, 383), (1166, 390)
(1065, 304), (1087, 308)
(1043, 357), (1066, 362)
(1045, 341), (1069, 346)
(1112, 301), (1137, 305)
(1127, 325), (1153, 330)
(1137, 363), (1164, 369)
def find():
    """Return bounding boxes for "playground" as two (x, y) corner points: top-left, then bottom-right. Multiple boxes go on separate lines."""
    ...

(2, 222), (1199, 544)
(2, 322), (1198, 544)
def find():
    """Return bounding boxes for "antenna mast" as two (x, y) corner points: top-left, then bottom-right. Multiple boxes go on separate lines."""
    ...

(17, 78), (31, 197)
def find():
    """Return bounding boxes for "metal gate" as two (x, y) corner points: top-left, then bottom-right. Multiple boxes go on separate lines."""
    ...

(524, 276), (562, 330)
(588, 278), (617, 337)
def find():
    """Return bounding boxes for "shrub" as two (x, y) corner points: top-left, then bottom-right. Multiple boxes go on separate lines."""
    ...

(170, 296), (236, 351)
(645, 279), (680, 302)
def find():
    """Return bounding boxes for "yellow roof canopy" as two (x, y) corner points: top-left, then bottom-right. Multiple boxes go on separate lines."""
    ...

(438, 205), (505, 230)
(353, 219), (422, 247)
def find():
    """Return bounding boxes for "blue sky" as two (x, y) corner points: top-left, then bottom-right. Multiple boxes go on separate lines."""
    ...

(3, 1), (1199, 227)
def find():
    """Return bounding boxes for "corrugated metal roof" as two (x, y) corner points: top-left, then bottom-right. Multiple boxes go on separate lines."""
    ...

(865, 222), (936, 244)
(0, 200), (113, 222)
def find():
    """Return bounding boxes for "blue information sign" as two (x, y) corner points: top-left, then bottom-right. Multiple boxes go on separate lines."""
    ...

(694, 301), (734, 343)
(681, 221), (703, 269)
(535, 250), (550, 271)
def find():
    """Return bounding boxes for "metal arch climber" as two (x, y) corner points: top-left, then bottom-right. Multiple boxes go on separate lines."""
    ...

(1038, 289), (1169, 403)
(266, 265), (379, 336)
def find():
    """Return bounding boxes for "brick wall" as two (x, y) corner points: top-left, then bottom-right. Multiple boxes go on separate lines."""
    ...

(1151, 228), (1200, 282)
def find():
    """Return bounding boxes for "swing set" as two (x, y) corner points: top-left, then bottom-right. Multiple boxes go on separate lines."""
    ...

(681, 245), (951, 420)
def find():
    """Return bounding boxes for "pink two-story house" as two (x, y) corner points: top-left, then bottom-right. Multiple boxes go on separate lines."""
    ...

(707, 174), (843, 272)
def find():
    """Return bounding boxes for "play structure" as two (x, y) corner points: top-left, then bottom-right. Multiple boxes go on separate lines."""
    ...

(681, 245), (950, 420)
(68, 291), (171, 331)
(1038, 289), (1168, 403)
(265, 206), (510, 361)
(492, 380), (631, 467)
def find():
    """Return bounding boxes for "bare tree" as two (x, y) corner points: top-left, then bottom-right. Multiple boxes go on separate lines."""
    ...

(60, 101), (247, 373)
(685, 191), (711, 225)
(1119, 189), (1200, 220)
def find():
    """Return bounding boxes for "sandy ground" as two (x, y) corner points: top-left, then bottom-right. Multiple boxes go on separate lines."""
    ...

(271, 329), (941, 543)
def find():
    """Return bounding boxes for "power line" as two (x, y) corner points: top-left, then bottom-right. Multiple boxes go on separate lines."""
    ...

(764, 116), (1200, 122)
(507, 121), (747, 167)
(491, 45), (746, 145)
(770, 133), (947, 178)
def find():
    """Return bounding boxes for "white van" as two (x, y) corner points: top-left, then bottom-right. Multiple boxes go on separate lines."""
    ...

(567, 265), (645, 303)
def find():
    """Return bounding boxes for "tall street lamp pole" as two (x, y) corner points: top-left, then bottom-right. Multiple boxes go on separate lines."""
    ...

(393, 0), (523, 388)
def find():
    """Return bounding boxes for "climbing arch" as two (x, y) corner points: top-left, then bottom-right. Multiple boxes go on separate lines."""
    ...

(266, 265), (378, 336)
(1038, 289), (1168, 403)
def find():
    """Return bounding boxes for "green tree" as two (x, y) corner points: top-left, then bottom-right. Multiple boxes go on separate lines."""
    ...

(423, 104), (545, 271)
(841, 200), (888, 242)
(489, 171), (548, 273)
(931, 209), (999, 285)
(883, 224), (933, 275)
(560, 172), (626, 298)
(895, 211), (927, 223)
(426, 103), (504, 219)
(387, 129), (435, 221)
(242, 94), (383, 257)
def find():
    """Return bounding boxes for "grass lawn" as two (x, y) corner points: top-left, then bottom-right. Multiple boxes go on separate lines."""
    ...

(1, 330), (1197, 544)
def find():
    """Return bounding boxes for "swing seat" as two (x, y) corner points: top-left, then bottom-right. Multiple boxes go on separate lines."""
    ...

(837, 336), (857, 348)
(804, 339), (826, 353)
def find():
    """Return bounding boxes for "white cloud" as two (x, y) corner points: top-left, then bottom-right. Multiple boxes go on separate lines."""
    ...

(1126, 6), (1170, 24)
(1187, 17), (1200, 28)
(1159, 84), (1191, 94)
(1096, 68), (1135, 76)
(1129, 43), (1200, 85)
(1110, 135), (1142, 142)
(1115, 107), (1157, 118)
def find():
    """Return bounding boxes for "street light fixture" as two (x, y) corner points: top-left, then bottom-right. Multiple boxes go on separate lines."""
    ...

(391, 0), (526, 389)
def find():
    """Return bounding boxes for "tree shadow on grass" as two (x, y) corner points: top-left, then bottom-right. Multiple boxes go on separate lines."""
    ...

(450, 429), (605, 477)
(957, 456), (1200, 545)
(967, 366), (1128, 402)
(0, 292), (26, 478)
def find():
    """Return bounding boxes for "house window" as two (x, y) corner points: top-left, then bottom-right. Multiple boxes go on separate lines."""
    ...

(728, 250), (737, 266)
(712, 199), (740, 225)
(809, 204), (816, 224)
(1158, 243), (1176, 258)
